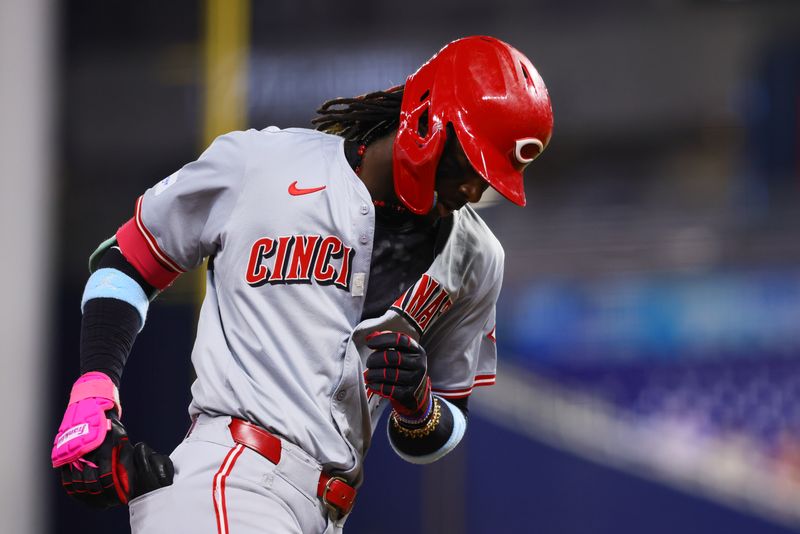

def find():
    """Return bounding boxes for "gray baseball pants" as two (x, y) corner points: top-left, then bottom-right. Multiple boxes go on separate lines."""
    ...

(129, 415), (345, 534)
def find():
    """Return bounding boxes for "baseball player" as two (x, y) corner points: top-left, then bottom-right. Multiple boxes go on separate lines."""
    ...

(51, 35), (553, 533)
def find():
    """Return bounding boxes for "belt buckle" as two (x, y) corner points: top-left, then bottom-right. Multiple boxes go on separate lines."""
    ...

(321, 476), (348, 519)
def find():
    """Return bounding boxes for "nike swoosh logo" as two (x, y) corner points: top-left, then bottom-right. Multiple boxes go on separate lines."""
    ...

(288, 181), (326, 196)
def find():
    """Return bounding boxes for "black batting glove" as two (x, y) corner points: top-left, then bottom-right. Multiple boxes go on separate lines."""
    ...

(59, 412), (174, 508)
(365, 331), (432, 419)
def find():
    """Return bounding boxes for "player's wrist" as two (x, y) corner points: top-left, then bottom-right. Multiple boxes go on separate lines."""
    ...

(390, 396), (442, 438)
(69, 371), (122, 415)
(390, 375), (432, 419)
(392, 390), (434, 426)
(388, 396), (467, 464)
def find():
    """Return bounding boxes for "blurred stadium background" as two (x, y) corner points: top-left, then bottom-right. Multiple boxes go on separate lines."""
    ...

(2, 0), (800, 532)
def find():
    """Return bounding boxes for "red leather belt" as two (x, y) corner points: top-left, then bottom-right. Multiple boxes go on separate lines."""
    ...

(228, 418), (356, 516)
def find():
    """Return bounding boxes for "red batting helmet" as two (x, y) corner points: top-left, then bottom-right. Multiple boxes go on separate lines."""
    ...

(393, 35), (553, 214)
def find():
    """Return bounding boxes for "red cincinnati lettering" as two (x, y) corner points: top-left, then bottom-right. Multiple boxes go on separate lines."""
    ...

(314, 236), (342, 283)
(415, 290), (450, 331)
(268, 236), (295, 283)
(333, 245), (353, 289)
(285, 235), (321, 281)
(245, 237), (276, 285)
(406, 275), (440, 316)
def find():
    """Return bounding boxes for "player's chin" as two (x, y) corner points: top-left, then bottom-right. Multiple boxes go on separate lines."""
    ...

(432, 196), (460, 217)
(435, 202), (453, 218)
(438, 197), (467, 217)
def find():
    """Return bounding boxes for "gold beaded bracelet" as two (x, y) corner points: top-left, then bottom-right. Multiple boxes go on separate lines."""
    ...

(390, 397), (442, 439)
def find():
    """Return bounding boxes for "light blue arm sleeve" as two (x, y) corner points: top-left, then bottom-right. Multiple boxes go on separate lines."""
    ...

(81, 268), (150, 331)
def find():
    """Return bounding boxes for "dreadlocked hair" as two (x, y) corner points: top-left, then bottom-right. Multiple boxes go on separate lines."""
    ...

(312, 86), (404, 146)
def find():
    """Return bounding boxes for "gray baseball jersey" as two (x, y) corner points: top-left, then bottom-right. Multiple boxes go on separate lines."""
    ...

(135, 127), (501, 485)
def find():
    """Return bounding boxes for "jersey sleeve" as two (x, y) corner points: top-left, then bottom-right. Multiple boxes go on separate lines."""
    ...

(423, 241), (503, 400)
(115, 130), (250, 289)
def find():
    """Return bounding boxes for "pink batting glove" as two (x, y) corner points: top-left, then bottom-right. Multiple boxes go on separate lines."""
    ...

(51, 372), (121, 468)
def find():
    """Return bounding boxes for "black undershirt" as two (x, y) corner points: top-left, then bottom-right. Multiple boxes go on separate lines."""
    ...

(343, 140), (453, 322)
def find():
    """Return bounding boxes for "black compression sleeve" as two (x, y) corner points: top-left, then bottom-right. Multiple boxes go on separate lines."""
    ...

(388, 396), (468, 457)
(79, 298), (141, 386)
(78, 247), (153, 386)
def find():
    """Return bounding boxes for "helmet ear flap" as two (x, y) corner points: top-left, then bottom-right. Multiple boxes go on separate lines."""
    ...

(417, 107), (430, 139)
(406, 89), (433, 144)
(393, 95), (447, 214)
(416, 90), (431, 138)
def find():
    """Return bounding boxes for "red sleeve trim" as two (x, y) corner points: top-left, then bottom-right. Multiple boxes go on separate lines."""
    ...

(132, 195), (184, 273)
(116, 196), (184, 290)
(432, 374), (496, 399)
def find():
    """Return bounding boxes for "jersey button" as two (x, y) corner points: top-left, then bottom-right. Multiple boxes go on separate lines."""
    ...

(359, 233), (369, 245)
(360, 203), (369, 215)
(335, 389), (348, 401)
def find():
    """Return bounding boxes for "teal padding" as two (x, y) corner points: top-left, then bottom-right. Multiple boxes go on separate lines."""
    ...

(88, 236), (118, 273)
(81, 268), (149, 330)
